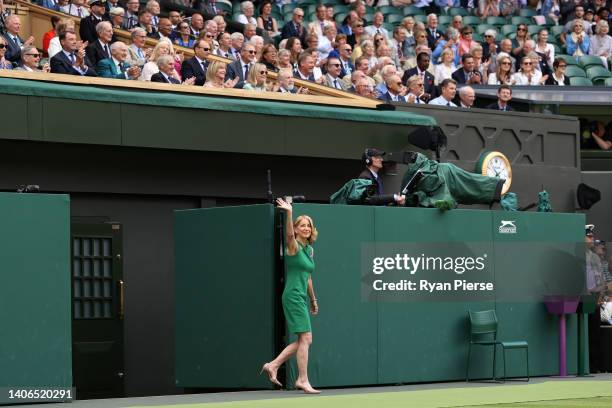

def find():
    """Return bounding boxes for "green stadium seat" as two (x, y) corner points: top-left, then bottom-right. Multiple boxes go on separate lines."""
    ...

(553, 44), (562, 54)
(550, 25), (565, 37)
(569, 76), (593, 86)
(413, 14), (427, 23)
(383, 22), (395, 31)
(335, 12), (347, 25)
(586, 66), (612, 85)
(449, 7), (469, 16)
(557, 54), (578, 65)
(403, 5), (425, 15)
(501, 24), (517, 35)
(386, 14), (405, 25)
(472, 33), (483, 42)
(323, 0), (343, 4)
(282, 4), (297, 14)
(579, 55), (605, 69)
(298, 0), (317, 5)
(544, 17), (556, 26)
(477, 24), (495, 35)
(216, 3), (232, 13)
(378, 6), (400, 15)
(519, 8), (537, 17)
(333, 5), (349, 14)
(486, 16), (507, 26)
(463, 16), (481, 26)
(438, 15), (451, 25)
(511, 16), (532, 26)
(565, 65), (586, 77)
(527, 25), (542, 35)
(604, 77), (612, 86)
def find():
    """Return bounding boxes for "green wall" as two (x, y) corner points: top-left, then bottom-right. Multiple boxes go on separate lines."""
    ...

(0, 193), (72, 395)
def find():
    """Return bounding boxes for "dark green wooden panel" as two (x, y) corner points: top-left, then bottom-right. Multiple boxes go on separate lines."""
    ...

(286, 204), (378, 388)
(0, 94), (30, 140)
(27, 96), (44, 139)
(0, 193), (72, 390)
(42, 99), (122, 145)
(174, 204), (276, 388)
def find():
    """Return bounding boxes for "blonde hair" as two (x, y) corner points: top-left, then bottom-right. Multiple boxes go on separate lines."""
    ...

(246, 62), (267, 86)
(205, 60), (227, 84)
(294, 215), (318, 243)
(150, 39), (175, 63)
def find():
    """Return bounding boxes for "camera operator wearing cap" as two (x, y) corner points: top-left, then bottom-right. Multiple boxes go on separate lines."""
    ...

(358, 148), (406, 206)
(586, 224), (605, 294)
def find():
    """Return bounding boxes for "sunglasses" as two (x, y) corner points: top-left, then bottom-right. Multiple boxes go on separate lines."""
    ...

(201, 47), (210, 51)
(356, 24), (364, 27)
(26, 53), (41, 57)
(205, 34), (214, 38)
(295, 14), (304, 17)
(517, 27), (527, 31)
(558, 64), (567, 68)
(485, 35), (493, 37)
(259, 70), (267, 74)
(501, 61), (511, 65)
(246, 50), (256, 54)
(0, 44), (6, 49)
(329, 63), (340, 67)
(523, 62), (532, 65)
(344, 48), (352, 51)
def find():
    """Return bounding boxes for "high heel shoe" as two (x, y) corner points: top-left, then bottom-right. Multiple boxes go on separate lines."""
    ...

(294, 382), (321, 394)
(260, 363), (282, 387)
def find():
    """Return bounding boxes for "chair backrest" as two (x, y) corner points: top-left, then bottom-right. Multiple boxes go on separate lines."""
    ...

(605, 77), (612, 87)
(569, 76), (593, 86)
(468, 310), (498, 336)
(579, 55), (604, 69)
(565, 65), (586, 77)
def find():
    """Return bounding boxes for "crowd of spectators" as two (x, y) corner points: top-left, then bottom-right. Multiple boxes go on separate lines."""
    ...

(0, 0), (611, 117)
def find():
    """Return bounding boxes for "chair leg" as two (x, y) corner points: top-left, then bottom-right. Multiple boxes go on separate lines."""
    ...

(501, 347), (506, 383)
(526, 346), (530, 382)
(466, 343), (472, 382)
(492, 344), (497, 381)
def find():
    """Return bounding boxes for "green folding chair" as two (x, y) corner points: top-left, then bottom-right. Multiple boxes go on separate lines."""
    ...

(569, 76), (593, 86)
(439, 15), (452, 25)
(565, 65), (586, 77)
(466, 310), (529, 383)
(486, 16), (507, 26)
(511, 16), (531, 26)
(579, 55), (605, 69)
(449, 7), (469, 16)
(557, 54), (578, 66)
(463, 16), (481, 26)
(519, 8), (537, 17)
(403, 5), (425, 15)
(586, 66), (612, 85)
(527, 24), (541, 35)
(378, 6), (399, 15)
(501, 24), (517, 36)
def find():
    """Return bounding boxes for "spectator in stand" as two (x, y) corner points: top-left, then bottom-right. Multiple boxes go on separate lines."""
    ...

(485, 84), (514, 111)
(545, 57), (570, 85)
(151, 55), (193, 84)
(338, 42), (354, 77)
(286, 37), (303, 66)
(537, 0), (561, 25)
(365, 12), (389, 39)
(250, 35), (264, 58)
(389, 27), (411, 69)
(318, 24), (337, 60)
(80, 0), (109, 44)
(225, 42), (256, 86)
(378, 73), (408, 102)
(137, 9), (158, 39)
(488, 54), (514, 84)
(479, 0), (501, 17)
(15, 46), (50, 72)
(405, 74), (428, 104)
(432, 27), (460, 66)
(347, 19), (366, 49)
(496, 39), (516, 72)
(566, 20), (591, 58)
(204, 60), (238, 88)
(50, 31), (97, 76)
(512, 24), (531, 58)
(140, 39), (180, 81)
(198, 0), (223, 17)
(156, 18), (173, 42)
(328, 33), (348, 60)
(181, 38), (210, 86)
(109, 8), (125, 32)
(168, 11), (181, 30)
(434, 48), (457, 85)
(48, 19), (75, 59)
(325, 5), (335, 29)
(127, 28), (149, 67)
(122, 0), (139, 30)
(452, 53), (483, 84)
(429, 78), (458, 106)
(146, 0), (160, 29)
(451, 15), (463, 31)
(482, 29), (498, 63)
(499, 0), (518, 16)
(562, 5), (592, 45)
(339, 11), (359, 36)
(276, 68), (301, 93)
(590, 20), (612, 68)
(229, 32), (244, 59)
(305, 34), (319, 57)
(425, 14), (444, 50)
(237, 1), (256, 25)
(400, 17), (416, 48)
(260, 44), (278, 72)
(458, 26), (478, 57)
(243, 62), (268, 91)
(512, 55), (544, 85)
(293, 51), (316, 81)
(41, 0), (60, 11)
(403, 52), (436, 97)
(258, 1), (279, 38)
(96, 41), (141, 79)
(215, 32), (232, 59)
(174, 22), (194, 48)
(43, 16), (61, 57)
(0, 36), (13, 70)
(281, 8), (306, 42)
(213, 16), (226, 35)
(307, 4), (327, 38)
(61, 0), (89, 18)
(458, 85), (476, 108)
(535, 29), (555, 70)
(374, 63), (396, 95)
(470, 44), (490, 82)
(358, 39), (378, 69)
(323, 56), (347, 90)
(277, 49), (293, 70)
(354, 77), (375, 98)
(85, 21), (113, 68)
(2, 15), (34, 64)
(190, 13), (204, 38)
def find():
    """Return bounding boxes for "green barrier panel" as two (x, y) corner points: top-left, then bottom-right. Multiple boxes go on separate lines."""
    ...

(0, 193), (72, 397)
(174, 204), (276, 388)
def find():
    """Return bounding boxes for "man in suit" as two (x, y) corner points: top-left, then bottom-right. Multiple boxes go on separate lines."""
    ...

(457, 85), (475, 108)
(225, 42), (255, 87)
(199, 0), (223, 17)
(96, 41), (141, 79)
(151, 54), (180, 83)
(215, 32), (233, 59)
(451, 53), (482, 85)
(182, 38), (210, 86)
(127, 28), (148, 67)
(277, 68), (299, 93)
(50, 31), (97, 76)
(485, 85), (514, 111)
(307, 4), (327, 38)
(402, 52), (435, 100)
(428, 78), (458, 107)
(2, 15), (34, 64)
(377, 74), (407, 103)
(190, 13), (204, 39)
(365, 12), (389, 39)
(280, 8), (306, 42)
(86, 21), (114, 67)
(122, 0), (140, 30)
(80, 0), (109, 44)
(338, 43), (354, 78)
(358, 148), (406, 205)
(425, 14), (444, 49)
(293, 51), (315, 82)
(15, 46), (50, 72)
(389, 27), (411, 69)
(323, 57), (347, 90)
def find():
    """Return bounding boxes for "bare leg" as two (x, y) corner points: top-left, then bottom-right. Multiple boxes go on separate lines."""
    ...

(294, 332), (320, 394)
(262, 341), (298, 387)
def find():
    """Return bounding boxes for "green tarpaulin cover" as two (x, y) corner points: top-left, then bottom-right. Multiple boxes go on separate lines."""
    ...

(330, 179), (374, 204)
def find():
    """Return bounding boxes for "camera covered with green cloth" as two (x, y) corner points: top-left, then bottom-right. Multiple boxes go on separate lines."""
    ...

(330, 179), (398, 206)
(400, 152), (504, 209)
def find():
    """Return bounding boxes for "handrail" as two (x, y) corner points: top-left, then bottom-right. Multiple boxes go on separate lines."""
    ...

(0, 69), (383, 109)
(14, 0), (368, 100)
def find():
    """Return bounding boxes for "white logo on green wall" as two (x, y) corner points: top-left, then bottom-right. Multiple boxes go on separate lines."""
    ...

(499, 220), (517, 234)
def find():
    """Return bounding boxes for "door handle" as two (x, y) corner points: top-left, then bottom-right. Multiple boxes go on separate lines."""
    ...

(118, 280), (124, 320)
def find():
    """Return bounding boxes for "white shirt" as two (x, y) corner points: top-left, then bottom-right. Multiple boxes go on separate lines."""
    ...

(429, 96), (457, 107)
(364, 25), (389, 39)
(512, 70), (542, 85)
(236, 14), (257, 25)
(48, 37), (62, 58)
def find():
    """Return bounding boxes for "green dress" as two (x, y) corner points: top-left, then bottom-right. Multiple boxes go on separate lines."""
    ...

(282, 242), (315, 334)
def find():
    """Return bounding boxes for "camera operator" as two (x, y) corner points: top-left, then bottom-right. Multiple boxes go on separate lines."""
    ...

(358, 148), (405, 206)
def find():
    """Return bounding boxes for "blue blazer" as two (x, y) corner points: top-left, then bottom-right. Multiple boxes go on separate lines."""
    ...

(377, 91), (407, 103)
(280, 21), (305, 42)
(2, 33), (23, 64)
(50, 51), (97, 76)
(96, 58), (127, 79)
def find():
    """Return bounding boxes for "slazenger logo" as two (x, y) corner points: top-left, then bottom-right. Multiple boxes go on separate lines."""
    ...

(499, 220), (517, 234)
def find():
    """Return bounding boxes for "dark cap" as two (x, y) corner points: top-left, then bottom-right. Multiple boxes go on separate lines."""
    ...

(88, 0), (106, 6)
(363, 148), (386, 161)
(585, 7), (595, 14)
(586, 224), (595, 236)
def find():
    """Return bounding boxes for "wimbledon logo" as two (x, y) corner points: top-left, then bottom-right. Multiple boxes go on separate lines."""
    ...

(499, 220), (517, 234)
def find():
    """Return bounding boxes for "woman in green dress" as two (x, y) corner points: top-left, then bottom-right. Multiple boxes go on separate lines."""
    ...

(261, 198), (320, 394)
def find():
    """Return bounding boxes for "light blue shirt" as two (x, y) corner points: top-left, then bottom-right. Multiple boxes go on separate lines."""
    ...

(429, 96), (457, 107)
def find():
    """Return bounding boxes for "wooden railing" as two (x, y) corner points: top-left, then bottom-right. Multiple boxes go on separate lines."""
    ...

(13, 0), (368, 100)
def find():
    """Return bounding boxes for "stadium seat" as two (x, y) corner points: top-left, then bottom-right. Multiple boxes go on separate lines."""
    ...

(604, 77), (612, 87)
(466, 310), (529, 383)
(565, 65), (586, 77)
(550, 25), (565, 37)
(486, 16), (507, 26)
(501, 24), (517, 36)
(544, 17), (556, 26)
(472, 33), (483, 42)
(378, 6), (400, 15)
(383, 22), (395, 31)
(527, 25), (541, 35)
(463, 16), (481, 26)
(519, 8), (537, 17)
(413, 14), (428, 23)
(282, 3), (296, 14)
(477, 24), (495, 35)
(323, 0), (343, 4)
(216, 3), (232, 13)
(449, 7), (469, 16)
(553, 44), (562, 54)
(403, 5), (425, 15)
(335, 12), (347, 25)
(557, 54), (578, 66)
(511, 16), (532, 26)
(386, 14), (404, 25)
(439, 15), (451, 25)
(586, 66), (612, 85)
(579, 55), (605, 69)
(569, 77), (593, 86)
(333, 5), (349, 14)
